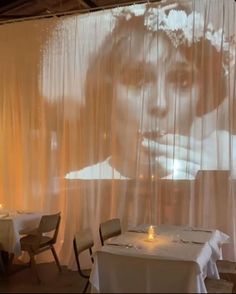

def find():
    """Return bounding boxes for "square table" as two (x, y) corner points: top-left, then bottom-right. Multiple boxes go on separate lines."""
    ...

(90, 224), (229, 293)
(0, 212), (42, 256)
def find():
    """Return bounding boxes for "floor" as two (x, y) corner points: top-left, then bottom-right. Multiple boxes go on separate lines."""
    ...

(0, 262), (90, 293)
(1, 260), (235, 293)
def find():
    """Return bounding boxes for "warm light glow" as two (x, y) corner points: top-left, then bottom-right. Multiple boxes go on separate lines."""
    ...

(148, 225), (155, 241)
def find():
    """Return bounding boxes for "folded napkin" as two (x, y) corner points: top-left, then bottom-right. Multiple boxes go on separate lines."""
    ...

(106, 241), (134, 248)
(181, 239), (205, 244)
(17, 210), (33, 214)
(0, 213), (9, 219)
(183, 227), (213, 233)
(191, 241), (205, 244)
(191, 228), (213, 233)
(128, 228), (147, 233)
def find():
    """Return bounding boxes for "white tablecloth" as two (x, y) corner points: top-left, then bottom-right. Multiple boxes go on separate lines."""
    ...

(90, 224), (229, 293)
(0, 212), (42, 256)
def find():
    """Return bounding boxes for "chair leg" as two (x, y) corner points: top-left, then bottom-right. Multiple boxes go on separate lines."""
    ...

(51, 245), (62, 272)
(82, 279), (90, 294)
(29, 252), (41, 284)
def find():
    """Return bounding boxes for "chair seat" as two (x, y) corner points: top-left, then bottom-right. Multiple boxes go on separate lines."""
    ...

(205, 278), (233, 293)
(20, 235), (52, 250)
(216, 260), (236, 292)
(217, 260), (236, 274)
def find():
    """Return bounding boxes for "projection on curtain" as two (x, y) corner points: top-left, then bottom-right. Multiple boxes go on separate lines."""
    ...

(42, 1), (236, 182)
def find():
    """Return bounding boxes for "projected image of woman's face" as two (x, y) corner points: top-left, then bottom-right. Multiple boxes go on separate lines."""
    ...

(111, 32), (200, 178)
(62, 5), (233, 181)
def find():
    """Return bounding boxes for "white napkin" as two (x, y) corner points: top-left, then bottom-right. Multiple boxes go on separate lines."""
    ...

(0, 213), (9, 219)
(180, 239), (205, 244)
(17, 210), (33, 214)
(128, 229), (147, 233)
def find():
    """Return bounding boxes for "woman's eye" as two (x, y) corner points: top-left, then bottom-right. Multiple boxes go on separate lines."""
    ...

(120, 69), (144, 87)
(120, 67), (154, 88)
(168, 70), (192, 90)
(178, 73), (191, 89)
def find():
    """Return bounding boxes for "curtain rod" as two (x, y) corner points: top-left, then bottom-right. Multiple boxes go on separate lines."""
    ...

(0, 0), (160, 25)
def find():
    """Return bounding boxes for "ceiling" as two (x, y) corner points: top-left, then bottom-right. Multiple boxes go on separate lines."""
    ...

(0, 0), (156, 22)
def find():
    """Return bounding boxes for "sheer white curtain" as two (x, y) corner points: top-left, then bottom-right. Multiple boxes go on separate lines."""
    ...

(0, 0), (235, 267)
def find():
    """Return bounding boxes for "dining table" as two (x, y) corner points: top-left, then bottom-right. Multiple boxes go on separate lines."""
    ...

(0, 211), (42, 256)
(90, 224), (230, 293)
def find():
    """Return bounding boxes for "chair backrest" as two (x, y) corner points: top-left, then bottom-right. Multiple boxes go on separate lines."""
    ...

(74, 228), (94, 255)
(73, 228), (94, 278)
(99, 218), (121, 246)
(38, 212), (61, 244)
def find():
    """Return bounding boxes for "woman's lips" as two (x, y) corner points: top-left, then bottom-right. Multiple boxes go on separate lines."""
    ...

(141, 130), (167, 140)
(141, 130), (167, 158)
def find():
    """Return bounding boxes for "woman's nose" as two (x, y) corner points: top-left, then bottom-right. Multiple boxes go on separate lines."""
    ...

(148, 94), (168, 118)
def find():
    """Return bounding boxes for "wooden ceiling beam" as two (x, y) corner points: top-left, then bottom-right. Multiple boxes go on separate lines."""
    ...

(0, 0), (31, 14)
(81, 0), (97, 8)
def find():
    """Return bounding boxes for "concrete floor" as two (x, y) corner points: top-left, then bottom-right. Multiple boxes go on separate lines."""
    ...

(0, 262), (90, 293)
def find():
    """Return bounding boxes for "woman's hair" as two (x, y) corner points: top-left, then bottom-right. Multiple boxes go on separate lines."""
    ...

(83, 1), (229, 159)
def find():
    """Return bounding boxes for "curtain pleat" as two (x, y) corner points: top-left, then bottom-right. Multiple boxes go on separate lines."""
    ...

(0, 0), (235, 266)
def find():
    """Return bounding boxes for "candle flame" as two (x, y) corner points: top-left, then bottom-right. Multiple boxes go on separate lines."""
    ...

(148, 225), (155, 240)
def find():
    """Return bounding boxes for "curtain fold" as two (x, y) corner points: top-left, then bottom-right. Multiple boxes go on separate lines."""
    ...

(0, 0), (235, 267)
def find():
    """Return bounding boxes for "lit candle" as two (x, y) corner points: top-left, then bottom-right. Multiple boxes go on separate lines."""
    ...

(148, 225), (155, 241)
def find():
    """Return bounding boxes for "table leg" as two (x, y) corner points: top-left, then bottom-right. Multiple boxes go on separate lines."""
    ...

(0, 250), (7, 275)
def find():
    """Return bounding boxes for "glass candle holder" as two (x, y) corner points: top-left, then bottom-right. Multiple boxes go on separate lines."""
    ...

(148, 225), (155, 241)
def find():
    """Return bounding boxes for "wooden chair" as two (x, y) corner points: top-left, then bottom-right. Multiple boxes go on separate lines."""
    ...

(216, 260), (236, 291)
(205, 278), (234, 293)
(99, 218), (121, 246)
(73, 228), (94, 293)
(20, 212), (62, 283)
